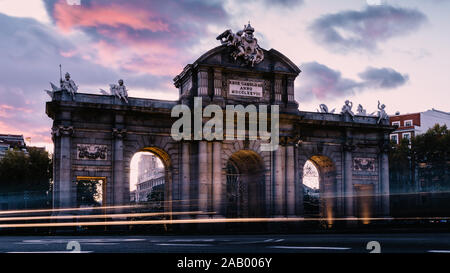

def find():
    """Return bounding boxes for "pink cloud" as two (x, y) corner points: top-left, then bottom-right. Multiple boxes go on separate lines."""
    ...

(89, 39), (182, 76)
(60, 49), (78, 58)
(0, 121), (52, 145)
(53, 0), (169, 33)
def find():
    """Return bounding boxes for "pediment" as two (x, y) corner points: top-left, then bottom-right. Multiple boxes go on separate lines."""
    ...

(193, 45), (301, 76)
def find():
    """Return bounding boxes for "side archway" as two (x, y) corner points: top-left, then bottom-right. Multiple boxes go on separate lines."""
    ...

(225, 149), (266, 218)
(298, 148), (339, 226)
(125, 140), (175, 214)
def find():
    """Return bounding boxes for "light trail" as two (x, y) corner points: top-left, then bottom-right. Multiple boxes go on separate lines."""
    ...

(0, 211), (212, 222)
(0, 216), (414, 228)
(0, 205), (145, 215)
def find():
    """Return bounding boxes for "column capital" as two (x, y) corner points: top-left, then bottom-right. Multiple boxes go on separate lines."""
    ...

(280, 136), (298, 146)
(52, 125), (73, 138)
(343, 143), (356, 152)
(379, 141), (391, 153)
(112, 128), (127, 139)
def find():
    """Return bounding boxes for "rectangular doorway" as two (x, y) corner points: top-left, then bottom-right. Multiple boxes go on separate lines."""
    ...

(76, 176), (107, 208)
(355, 184), (374, 224)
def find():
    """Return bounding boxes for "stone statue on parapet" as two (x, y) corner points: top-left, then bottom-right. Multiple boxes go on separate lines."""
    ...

(341, 100), (355, 119)
(357, 104), (376, 116)
(377, 100), (388, 124)
(357, 104), (366, 116)
(317, 104), (335, 114)
(61, 72), (78, 99)
(45, 70), (78, 100)
(100, 79), (129, 103)
(216, 22), (264, 67)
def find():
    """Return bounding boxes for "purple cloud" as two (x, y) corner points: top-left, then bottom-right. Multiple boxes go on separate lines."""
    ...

(297, 62), (408, 101)
(309, 5), (427, 53)
(359, 67), (409, 89)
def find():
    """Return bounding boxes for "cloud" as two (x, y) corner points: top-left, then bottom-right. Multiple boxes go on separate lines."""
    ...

(266, 0), (304, 6)
(358, 67), (409, 89)
(0, 0), (230, 146)
(43, 0), (229, 76)
(297, 62), (362, 101)
(297, 62), (408, 101)
(308, 5), (427, 53)
(0, 13), (177, 145)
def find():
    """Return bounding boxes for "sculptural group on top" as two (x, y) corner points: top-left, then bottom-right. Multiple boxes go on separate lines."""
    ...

(217, 22), (264, 67)
(317, 100), (388, 124)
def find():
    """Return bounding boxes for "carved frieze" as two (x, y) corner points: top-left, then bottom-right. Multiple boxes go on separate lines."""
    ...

(77, 144), (108, 160)
(353, 157), (376, 172)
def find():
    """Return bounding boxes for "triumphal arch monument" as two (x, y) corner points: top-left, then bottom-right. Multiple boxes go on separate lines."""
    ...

(46, 23), (393, 224)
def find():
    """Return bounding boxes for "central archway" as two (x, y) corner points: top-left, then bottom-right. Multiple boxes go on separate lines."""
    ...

(225, 150), (265, 218)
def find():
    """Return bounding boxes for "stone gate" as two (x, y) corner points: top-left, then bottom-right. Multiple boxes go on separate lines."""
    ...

(46, 25), (393, 222)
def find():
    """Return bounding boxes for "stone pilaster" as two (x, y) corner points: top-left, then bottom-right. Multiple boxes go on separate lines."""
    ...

(287, 77), (295, 104)
(273, 75), (283, 105)
(197, 141), (208, 218)
(343, 143), (355, 218)
(286, 144), (296, 217)
(52, 125), (73, 209)
(212, 141), (223, 217)
(274, 144), (286, 216)
(112, 128), (126, 205)
(197, 68), (210, 102)
(212, 68), (224, 105)
(181, 142), (191, 215)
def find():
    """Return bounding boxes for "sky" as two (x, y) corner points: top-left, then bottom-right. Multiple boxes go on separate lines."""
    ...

(0, 0), (449, 153)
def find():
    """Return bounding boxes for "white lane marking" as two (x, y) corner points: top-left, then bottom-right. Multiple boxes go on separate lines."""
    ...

(269, 246), (351, 250)
(7, 251), (93, 253)
(156, 243), (212, 247)
(169, 239), (215, 242)
(18, 238), (145, 244)
(428, 250), (450, 253)
(275, 239), (284, 242)
(82, 243), (119, 246)
(225, 239), (276, 245)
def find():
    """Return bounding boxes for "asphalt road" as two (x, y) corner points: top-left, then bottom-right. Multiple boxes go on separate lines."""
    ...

(0, 233), (450, 253)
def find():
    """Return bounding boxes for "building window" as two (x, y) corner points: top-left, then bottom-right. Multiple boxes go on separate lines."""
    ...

(402, 132), (411, 141)
(390, 134), (398, 144)
(404, 120), (413, 127)
(392, 121), (400, 127)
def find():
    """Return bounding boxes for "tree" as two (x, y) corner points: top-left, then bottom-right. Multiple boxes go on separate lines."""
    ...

(0, 147), (52, 193)
(389, 124), (450, 193)
(413, 124), (450, 191)
(389, 137), (414, 193)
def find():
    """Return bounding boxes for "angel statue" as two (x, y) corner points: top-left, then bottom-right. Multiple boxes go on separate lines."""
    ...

(60, 72), (78, 99)
(100, 79), (129, 103)
(317, 104), (335, 114)
(377, 100), (388, 124)
(45, 70), (78, 101)
(341, 100), (354, 119)
(357, 104), (376, 116)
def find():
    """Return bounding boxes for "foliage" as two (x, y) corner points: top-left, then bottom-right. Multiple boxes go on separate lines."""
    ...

(389, 124), (450, 193)
(0, 147), (52, 193)
(147, 184), (164, 203)
(76, 179), (102, 207)
(413, 124), (450, 191)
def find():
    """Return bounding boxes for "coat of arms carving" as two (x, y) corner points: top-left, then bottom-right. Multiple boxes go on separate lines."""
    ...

(216, 22), (264, 67)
